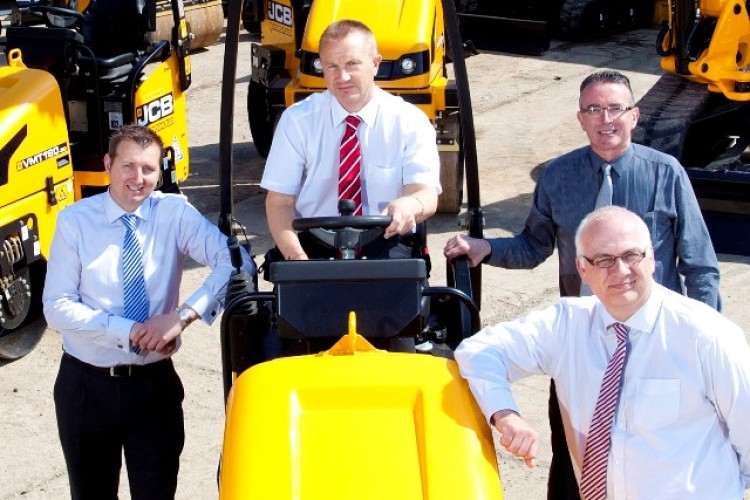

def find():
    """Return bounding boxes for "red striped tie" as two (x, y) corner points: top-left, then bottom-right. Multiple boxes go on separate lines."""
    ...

(339, 115), (363, 215)
(579, 322), (630, 500)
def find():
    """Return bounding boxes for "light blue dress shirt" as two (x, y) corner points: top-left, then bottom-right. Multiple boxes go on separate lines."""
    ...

(43, 190), (255, 367)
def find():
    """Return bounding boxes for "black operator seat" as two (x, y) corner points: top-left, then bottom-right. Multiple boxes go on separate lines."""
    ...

(4, 21), (83, 88)
(79, 0), (157, 82)
(269, 258), (427, 342)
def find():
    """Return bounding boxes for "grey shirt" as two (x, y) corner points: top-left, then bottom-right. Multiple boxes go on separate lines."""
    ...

(486, 144), (720, 309)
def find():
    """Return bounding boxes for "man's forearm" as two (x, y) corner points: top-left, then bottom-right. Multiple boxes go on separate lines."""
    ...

(266, 192), (306, 259)
(403, 184), (437, 222)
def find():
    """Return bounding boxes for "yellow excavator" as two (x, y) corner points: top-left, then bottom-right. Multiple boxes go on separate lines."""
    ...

(632, 0), (750, 255)
(0, 0), (192, 358)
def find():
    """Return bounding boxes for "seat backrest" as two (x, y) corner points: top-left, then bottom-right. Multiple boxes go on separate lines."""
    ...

(82, 0), (155, 57)
(269, 259), (426, 340)
(4, 26), (83, 83)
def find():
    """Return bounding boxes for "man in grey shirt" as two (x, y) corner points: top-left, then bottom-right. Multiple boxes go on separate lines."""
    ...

(444, 69), (720, 499)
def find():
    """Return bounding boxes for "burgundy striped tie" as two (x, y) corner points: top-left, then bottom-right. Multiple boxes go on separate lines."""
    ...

(339, 115), (363, 215)
(579, 322), (630, 500)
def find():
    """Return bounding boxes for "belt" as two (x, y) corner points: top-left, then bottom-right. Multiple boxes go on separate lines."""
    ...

(62, 352), (173, 378)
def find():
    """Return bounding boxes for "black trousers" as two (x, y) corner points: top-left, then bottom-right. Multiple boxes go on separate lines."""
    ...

(547, 380), (581, 500)
(54, 353), (185, 500)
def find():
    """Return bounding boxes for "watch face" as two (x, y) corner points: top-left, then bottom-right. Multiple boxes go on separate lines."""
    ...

(178, 308), (192, 323)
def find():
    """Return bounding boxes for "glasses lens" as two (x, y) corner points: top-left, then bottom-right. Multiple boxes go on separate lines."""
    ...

(589, 251), (645, 268)
(622, 252), (644, 265)
(582, 105), (630, 117)
(583, 106), (602, 116)
(593, 257), (615, 268)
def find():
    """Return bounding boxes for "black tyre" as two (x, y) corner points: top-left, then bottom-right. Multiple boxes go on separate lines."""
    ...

(0, 261), (47, 360)
(247, 80), (276, 158)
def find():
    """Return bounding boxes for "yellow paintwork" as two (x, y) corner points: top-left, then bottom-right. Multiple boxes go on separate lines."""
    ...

(219, 330), (503, 499)
(0, 53), (75, 259)
(0, 53), (74, 208)
(265, 0), (449, 122)
(134, 55), (191, 186)
(300, 0), (446, 89)
(661, 0), (750, 100)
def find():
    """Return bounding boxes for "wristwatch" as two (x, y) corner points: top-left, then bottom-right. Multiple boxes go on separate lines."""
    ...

(175, 305), (197, 328)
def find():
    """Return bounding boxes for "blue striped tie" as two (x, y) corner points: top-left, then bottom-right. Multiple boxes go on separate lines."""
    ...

(122, 214), (149, 353)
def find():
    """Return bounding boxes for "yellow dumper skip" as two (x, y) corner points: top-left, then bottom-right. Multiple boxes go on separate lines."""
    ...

(219, 329), (503, 499)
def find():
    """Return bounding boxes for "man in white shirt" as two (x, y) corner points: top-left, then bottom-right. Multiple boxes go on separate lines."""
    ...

(260, 19), (441, 261)
(43, 124), (255, 499)
(455, 206), (750, 499)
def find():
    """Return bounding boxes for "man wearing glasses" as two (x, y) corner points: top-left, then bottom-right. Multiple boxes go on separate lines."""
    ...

(455, 206), (748, 500)
(444, 70), (720, 499)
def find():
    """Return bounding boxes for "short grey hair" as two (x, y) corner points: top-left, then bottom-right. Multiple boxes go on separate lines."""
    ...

(575, 206), (651, 256)
(579, 70), (636, 108)
(319, 19), (378, 58)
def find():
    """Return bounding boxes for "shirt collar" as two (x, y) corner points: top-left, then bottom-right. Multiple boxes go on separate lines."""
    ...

(595, 281), (663, 335)
(588, 144), (634, 177)
(104, 190), (152, 224)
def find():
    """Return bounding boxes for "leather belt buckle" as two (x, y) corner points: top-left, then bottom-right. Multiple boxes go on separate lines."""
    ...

(110, 365), (133, 377)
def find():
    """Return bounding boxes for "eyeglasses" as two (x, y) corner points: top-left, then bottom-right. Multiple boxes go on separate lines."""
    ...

(580, 105), (634, 118)
(581, 250), (646, 269)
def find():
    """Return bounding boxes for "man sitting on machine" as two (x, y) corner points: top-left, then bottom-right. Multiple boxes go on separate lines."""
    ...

(260, 19), (441, 262)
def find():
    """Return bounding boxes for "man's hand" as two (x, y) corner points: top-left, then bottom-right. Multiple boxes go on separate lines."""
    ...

(490, 409), (540, 468)
(130, 311), (183, 354)
(443, 234), (492, 267)
(382, 185), (437, 239)
(382, 196), (419, 238)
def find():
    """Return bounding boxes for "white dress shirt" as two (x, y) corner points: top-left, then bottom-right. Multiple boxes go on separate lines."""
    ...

(455, 284), (750, 498)
(43, 190), (255, 367)
(260, 86), (441, 217)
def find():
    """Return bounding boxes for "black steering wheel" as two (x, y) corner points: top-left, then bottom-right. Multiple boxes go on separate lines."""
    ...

(28, 5), (85, 30)
(291, 200), (391, 259)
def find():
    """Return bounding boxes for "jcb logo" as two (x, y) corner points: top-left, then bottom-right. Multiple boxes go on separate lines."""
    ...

(136, 94), (174, 127)
(267, 1), (292, 27)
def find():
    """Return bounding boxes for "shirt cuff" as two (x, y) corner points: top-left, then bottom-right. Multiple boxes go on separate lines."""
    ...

(108, 315), (137, 353)
(184, 288), (222, 326)
(470, 381), (519, 424)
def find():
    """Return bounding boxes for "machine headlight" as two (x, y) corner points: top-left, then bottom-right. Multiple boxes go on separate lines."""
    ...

(400, 57), (416, 74)
(312, 57), (323, 74)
